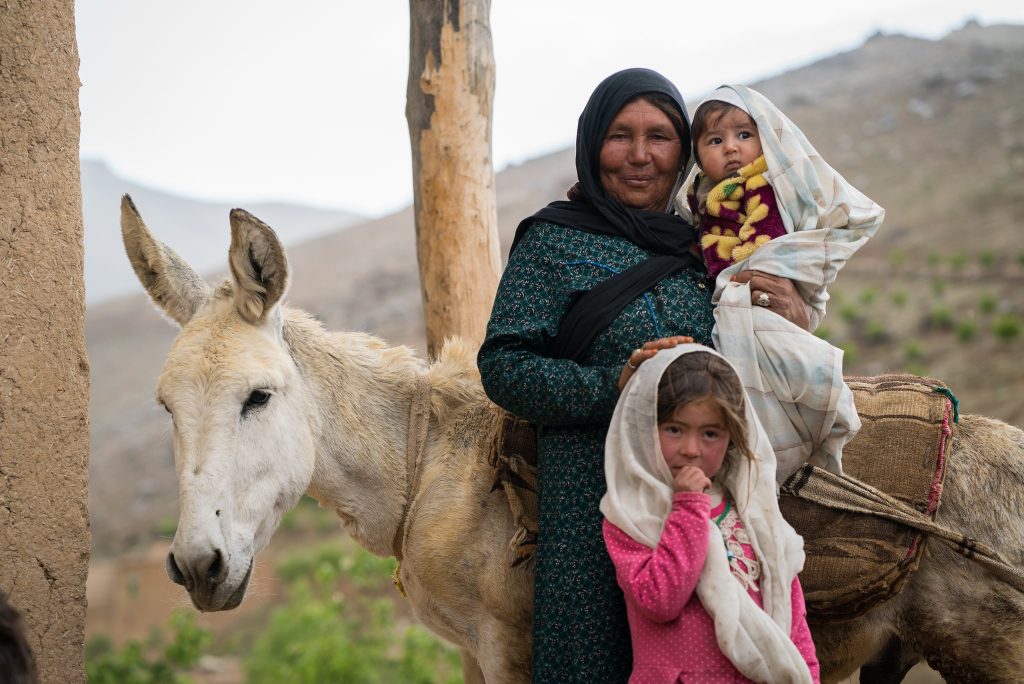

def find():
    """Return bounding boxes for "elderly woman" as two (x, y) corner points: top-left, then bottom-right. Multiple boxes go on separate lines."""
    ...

(477, 68), (808, 682)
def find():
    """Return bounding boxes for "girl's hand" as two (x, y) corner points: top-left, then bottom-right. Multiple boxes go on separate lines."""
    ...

(617, 336), (694, 391)
(673, 465), (712, 493)
(732, 270), (812, 331)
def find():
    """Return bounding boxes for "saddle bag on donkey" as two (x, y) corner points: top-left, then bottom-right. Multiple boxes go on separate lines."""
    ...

(779, 374), (956, 623)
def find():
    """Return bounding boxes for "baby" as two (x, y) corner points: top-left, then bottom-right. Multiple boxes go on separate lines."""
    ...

(678, 85), (884, 479)
(687, 97), (786, 278)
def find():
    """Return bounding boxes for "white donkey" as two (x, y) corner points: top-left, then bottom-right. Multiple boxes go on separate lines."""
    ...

(123, 196), (1024, 683)
(121, 196), (530, 682)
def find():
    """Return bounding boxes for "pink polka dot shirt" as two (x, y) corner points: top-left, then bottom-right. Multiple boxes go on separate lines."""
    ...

(603, 491), (820, 683)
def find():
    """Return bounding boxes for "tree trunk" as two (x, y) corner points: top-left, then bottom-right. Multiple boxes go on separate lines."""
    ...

(407, 0), (501, 358)
(0, 1), (90, 681)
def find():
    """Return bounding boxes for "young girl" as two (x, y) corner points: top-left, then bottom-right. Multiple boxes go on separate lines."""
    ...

(678, 85), (885, 480)
(601, 344), (819, 683)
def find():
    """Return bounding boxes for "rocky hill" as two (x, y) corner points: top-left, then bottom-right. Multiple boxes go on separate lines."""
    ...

(87, 22), (1024, 555)
(82, 159), (365, 303)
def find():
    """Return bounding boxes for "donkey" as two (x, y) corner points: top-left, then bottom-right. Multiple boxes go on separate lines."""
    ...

(122, 196), (1024, 683)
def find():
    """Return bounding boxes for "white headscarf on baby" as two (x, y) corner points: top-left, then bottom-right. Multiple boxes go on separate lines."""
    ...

(676, 84), (885, 321)
(600, 344), (811, 683)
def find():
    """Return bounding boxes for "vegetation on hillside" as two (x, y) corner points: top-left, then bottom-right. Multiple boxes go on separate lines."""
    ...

(824, 248), (1023, 422)
(86, 546), (462, 683)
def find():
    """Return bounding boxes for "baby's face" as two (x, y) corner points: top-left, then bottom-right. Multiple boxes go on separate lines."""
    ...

(658, 398), (731, 481)
(695, 108), (763, 184)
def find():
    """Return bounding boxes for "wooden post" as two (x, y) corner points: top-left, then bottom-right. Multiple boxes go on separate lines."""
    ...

(0, 0), (91, 680)
(407, 0), (501, 358)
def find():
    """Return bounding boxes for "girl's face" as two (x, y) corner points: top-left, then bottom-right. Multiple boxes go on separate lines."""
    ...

(658, 398), (731, 481)
(695, 108), (762, 183)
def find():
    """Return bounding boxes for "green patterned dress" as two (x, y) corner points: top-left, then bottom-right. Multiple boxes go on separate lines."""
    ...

(478, 221), (716, 683)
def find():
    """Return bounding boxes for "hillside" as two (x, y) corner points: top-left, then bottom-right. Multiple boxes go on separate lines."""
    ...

(86, 22), (1024, 556)
(82, 159), (365, 303)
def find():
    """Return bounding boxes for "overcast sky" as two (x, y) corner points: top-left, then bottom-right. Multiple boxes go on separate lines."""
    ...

(76, 1), (1024, 217)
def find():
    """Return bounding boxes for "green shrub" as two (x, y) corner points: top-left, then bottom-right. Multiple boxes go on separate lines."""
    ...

(162, 611), (212, 668)
(931, 279), (946, 296)
(85, 611), (211, 684)
(994, 315), (1021, 342)
(903, 340), (925, 361)
(276, 544), (345, 585)
(840, 305), (859, 323)
(979, 250), (997, 269)
(929, 307), (954, 330)
(889, 290), (907, 307)
(280, 495), (334, 533)
(950, 252), (968, 270)
(865, 321), (888, 344)
(979, 293), (998, 315)
(887, 250), (907, 268)
(317, 511), (340, 533)
(279, 508), (300, 532)
(955, 321), (978, 342)
(246, 546), (461, 684)
(154, 518), (178, 539)
(839, 342), (858, 366)
(1019, 251), (1024, 267)
(859, 287), (878, 306)
(813, 326), (833, 342)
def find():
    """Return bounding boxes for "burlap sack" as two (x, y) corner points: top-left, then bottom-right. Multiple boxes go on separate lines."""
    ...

(779, 374), (954, 623)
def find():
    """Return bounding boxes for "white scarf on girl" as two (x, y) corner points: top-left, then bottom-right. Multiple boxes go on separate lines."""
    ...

(600, 344), (811, 683)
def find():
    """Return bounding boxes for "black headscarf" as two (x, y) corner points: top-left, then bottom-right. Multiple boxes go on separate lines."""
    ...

(510, 68), (704, 361)
(511, 67), (697, 255)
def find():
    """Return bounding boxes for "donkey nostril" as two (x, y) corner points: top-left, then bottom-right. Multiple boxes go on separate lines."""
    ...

(207, 549), (224, 582)
(166, 553), (186, 587)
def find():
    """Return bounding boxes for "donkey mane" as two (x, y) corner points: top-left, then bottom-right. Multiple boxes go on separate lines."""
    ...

(274, 300), (490, 424)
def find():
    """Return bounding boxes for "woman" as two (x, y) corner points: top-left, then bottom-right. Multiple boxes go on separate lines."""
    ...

(477, 68), (808, 682)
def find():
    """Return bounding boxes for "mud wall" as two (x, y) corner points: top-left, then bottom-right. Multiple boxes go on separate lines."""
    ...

(0, 0), (90, 680)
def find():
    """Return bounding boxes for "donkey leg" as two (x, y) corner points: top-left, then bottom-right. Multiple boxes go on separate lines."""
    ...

(859, 635), (920, 684)
(895, 550), (1024, 683)
(460, 648), (486, 684)
(809, 603), (898, 683)
(912, 587), (1024, 683)
(472, 621), (532, 684)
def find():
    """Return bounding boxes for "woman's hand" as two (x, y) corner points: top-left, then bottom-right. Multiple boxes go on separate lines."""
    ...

(617, 335), (693, 391)
(672, 465), (712, 493)
(732, 270), (812, 331)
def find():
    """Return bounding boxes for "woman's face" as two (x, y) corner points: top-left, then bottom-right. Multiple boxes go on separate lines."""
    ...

(599, 97), (683, 212)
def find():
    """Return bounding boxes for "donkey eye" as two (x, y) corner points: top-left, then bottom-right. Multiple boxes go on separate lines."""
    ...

(243, 389), (271, 414)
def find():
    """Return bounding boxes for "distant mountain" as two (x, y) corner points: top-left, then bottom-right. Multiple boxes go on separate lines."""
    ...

(82, 159), (365, 303)
(87, 22), (1024, 555)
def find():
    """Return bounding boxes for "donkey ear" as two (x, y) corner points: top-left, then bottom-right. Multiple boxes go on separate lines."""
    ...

(121, 194), (212, 326)
(227, 209), (289, 324)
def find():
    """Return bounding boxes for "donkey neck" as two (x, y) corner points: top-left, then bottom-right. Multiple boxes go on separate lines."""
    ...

(281, 308), (427, 556)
